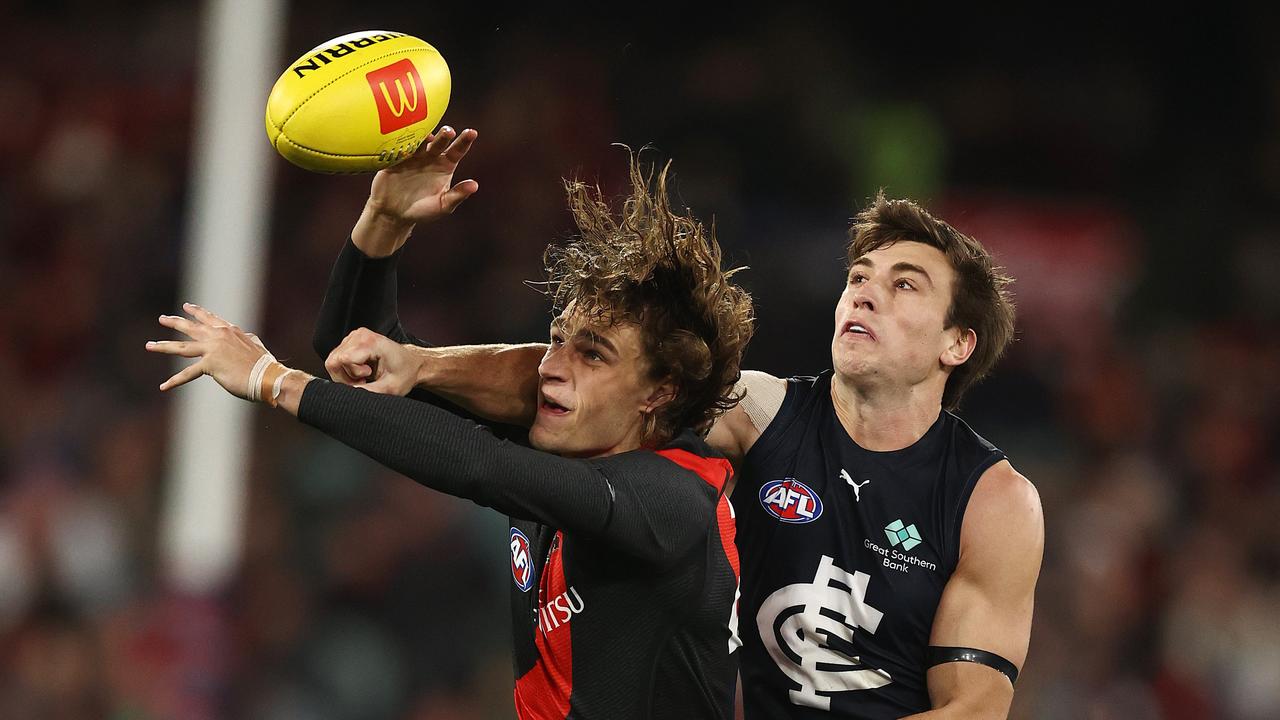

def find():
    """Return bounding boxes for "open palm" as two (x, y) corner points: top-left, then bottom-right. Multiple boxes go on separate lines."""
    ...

(368, 126), (479, 224)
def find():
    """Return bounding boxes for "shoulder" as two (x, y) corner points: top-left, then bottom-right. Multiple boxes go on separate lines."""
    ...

(591, 434), (727, 498)
(741, 369), (788, 390)
(656, 431), (733, 490)
(706, 371), (787, 465)
(709, 370), (828, 485)
(960, 461), (1044, 564)
(943, 411), (1004, 467)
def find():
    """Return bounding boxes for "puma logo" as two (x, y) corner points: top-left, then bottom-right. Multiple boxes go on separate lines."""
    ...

(840, 469), (871, 502)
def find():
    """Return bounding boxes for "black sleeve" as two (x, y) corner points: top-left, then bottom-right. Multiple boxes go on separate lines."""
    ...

(312, 237), (428, 361)
(298, 379), (716, 565)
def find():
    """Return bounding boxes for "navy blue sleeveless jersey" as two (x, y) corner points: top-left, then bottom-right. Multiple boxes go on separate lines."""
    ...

(735, 371), (1005, 718)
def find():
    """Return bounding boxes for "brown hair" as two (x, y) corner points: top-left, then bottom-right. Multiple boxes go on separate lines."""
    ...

(542, 153), (755, 445)
(846, 191), (1015, 410)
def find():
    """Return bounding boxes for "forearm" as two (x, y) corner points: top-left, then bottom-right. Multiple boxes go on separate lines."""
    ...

(313, 235), (423, 359)
(410, 343), (546, 426)
(279, 374), (616, 529)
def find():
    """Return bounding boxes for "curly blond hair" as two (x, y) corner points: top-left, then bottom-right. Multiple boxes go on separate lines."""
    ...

(542, 153), (755, 445)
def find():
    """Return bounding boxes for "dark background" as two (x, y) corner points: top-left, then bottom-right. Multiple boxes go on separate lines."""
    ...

(2, 3), (1279, 718)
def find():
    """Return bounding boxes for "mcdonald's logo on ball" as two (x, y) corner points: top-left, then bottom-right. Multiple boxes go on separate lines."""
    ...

(366, 59), (430, 134)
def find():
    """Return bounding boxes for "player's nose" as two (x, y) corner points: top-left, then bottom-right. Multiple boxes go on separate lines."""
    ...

(538, 344), (570, 383)
(849, 287), (877, 313)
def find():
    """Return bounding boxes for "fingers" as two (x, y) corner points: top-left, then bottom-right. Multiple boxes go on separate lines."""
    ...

(402, 126), (474, 168)
(157, 314), (201, 339)
(145, 339), (204, 358)
(159, 361), (204, 391)
(183, 302), (232, 328)
(345, 363), (374, 380)
(442, 128), (477, 164)
(441, 179), (479, 213)
(421, 126), (456, 157)
(325, 344), (377, 385)
(361, 376), (402, 395)
(326, 359), (373, 385)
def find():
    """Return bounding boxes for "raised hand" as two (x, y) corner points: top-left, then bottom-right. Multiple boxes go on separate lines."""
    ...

(367, 126), (479, 224)
(351, 126), (479, 258)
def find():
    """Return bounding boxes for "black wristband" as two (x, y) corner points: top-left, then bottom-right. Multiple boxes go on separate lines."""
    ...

(926, 645), (1019, 685)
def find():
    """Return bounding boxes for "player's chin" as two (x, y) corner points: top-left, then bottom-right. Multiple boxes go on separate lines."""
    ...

(528, 423), (566, 454)
(831, 348), (874, 379)
(831, 341), (863, 366)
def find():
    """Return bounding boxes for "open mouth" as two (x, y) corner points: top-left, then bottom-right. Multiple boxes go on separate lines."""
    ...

(540, 397), (571, 415)
(842, 321), (876, 341)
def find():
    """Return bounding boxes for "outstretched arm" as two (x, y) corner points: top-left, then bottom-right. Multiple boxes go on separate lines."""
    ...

(148, 304), (714, 565)
(903, 461), (1044, 719)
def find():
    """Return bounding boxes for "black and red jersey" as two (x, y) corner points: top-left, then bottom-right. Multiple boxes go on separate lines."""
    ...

(506, 432), (740, 719)
(306, 238), (740, 719)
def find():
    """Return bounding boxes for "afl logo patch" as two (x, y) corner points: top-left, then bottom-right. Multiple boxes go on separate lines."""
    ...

(509, 528), (534, 592)
(760, 478), (824, 524)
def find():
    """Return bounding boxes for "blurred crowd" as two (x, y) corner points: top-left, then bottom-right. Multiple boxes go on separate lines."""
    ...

(2, 3), (1279, 719)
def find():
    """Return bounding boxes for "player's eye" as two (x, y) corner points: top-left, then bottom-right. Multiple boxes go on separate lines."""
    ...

(584, 348), (604, 362)
(550, 333), (564, 346)
(848, 273), (867, 285)
(895, 278), (915, 290)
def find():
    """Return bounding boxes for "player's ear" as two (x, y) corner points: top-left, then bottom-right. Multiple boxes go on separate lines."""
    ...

(642, 379), (677, 414)
(941, 327), (977, 368)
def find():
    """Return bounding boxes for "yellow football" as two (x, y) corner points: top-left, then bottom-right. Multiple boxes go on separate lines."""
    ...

(265, 30), (450, 173)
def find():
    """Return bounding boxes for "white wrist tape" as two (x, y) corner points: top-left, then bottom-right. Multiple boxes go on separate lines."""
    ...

(247, 353), (275, 402)
(268, 368), (297, 408)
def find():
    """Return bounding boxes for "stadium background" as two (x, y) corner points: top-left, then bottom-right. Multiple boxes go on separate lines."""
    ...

(3, 2), (1279, 718)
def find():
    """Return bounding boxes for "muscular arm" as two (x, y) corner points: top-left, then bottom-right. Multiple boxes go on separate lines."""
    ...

(903, 460), (1044, 720)
(408, 343), (545, 426)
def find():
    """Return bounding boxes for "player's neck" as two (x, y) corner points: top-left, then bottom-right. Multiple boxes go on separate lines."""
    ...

(830, 373), (942, 452)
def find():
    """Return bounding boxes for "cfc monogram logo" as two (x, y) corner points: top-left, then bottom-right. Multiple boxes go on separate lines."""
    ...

(757, 555), (891, 710)
(365, 59), (429, 134)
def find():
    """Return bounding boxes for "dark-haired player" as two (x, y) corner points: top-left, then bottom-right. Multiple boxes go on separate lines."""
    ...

(147, 129), (754, 719)
(704, 197), (1043, 718)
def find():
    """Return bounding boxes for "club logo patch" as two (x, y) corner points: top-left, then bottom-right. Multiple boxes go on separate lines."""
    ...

(759, 478), (824, 524)
(757, 555), (891, 709)
(509, 527), (534, 592)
